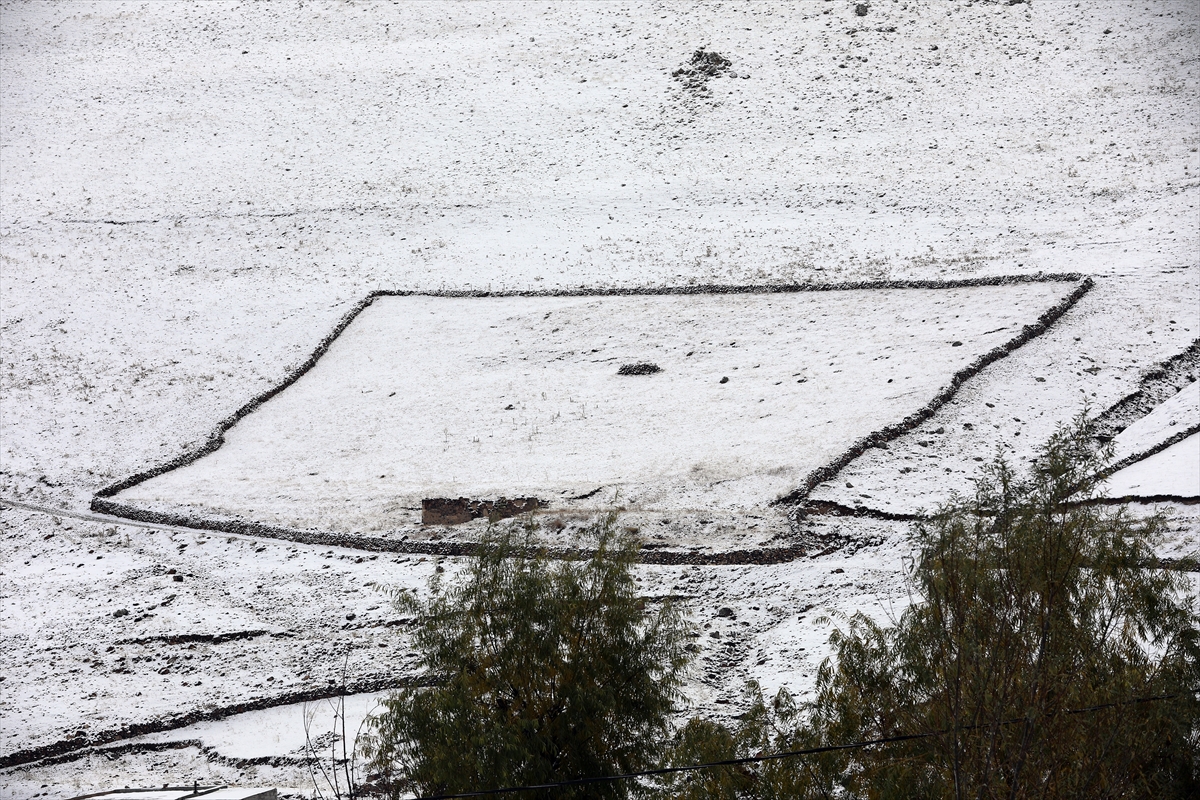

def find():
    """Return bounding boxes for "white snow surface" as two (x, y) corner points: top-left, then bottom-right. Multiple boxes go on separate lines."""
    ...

(117, 284), (1072, 532)
(1104, 432), (1200, 499)
(2, 0), (1199, 795)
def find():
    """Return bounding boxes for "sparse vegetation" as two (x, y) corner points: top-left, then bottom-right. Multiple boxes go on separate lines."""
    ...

(303, 660), (371, 800)
(655, 417), (1200, 799)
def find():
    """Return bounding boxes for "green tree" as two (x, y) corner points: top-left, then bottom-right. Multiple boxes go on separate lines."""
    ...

(658, 417), (1199, 799)
(656, 681), (807, 800)
(365, 513), (693, 799)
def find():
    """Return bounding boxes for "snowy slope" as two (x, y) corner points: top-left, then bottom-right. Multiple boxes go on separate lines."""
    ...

(4, 0), (1198, 511)
(2, 1), (1198, 795)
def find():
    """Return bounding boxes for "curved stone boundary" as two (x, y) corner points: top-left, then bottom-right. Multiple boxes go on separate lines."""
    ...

(0, 676), (419, 772)
(93, 291), (382, 500)
(1085, 494), (1200, 507)
(778, 276), (1095, 512)
(90, 274), (1090, 541)
(1090, 339), (1200, 442)
(797, 340), (1199, 521)
(799, 426), (1200, 519)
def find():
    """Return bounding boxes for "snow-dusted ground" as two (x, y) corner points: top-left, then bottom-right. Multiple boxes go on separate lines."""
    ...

(125, 691), (388, 761)
(0, 507), (431, 768)
(2, 0), (1198, 796)
(8, 691), (387, 799)
(0, 504), (911, 798)
(1099, 378), (1200, 498)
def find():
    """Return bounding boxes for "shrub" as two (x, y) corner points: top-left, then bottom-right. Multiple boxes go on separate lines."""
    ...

(364, 514), (693, 799)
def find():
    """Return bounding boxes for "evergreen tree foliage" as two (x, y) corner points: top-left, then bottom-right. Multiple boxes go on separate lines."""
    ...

(364, 513), (693, 799)
(657, 417), (1199, 799)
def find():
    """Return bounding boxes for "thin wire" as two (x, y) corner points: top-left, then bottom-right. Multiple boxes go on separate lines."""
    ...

(407, 691), (1190, 799)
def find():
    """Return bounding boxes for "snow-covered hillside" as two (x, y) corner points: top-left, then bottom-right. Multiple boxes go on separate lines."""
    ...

(2, 1), (1197, 796)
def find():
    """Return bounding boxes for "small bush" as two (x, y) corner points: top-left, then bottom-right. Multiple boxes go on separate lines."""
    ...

(364, 514), (693, 799)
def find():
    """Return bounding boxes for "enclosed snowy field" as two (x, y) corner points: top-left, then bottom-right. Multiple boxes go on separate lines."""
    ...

(112, 282), (1080, 543)
(2, 0), (1198, 796)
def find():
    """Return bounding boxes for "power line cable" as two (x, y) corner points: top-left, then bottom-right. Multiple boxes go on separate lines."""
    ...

(406, 691), (1190, 799)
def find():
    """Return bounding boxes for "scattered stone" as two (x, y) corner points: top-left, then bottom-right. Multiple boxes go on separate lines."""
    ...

(831, 568), (845, 574)
(719, 376), (730, 384)
(112, 609), (129, 618)
(855, 3), (870, 16)
(672, 49), (734, 94)
(617, 362), (662, 375)
(718, 607), (734, 617)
